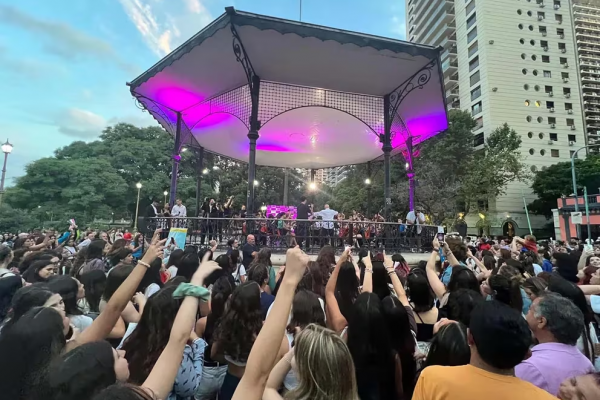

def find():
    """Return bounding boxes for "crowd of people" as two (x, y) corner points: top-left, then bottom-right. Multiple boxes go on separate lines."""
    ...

(0, 220), (600, 400)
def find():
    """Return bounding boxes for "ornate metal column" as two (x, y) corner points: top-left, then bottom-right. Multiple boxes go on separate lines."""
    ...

(232, 21), (261, 216)
(169, 112), (182, 208)
(385, 59), (437, 215)
(382, 96), (392, 221)
(405, 138), (415, 212)
(195, 146), (204, 217)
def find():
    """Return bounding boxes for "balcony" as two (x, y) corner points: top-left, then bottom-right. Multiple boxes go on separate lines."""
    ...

(577, 39), (600, 49)
(442, 59), (459, 75)
(444, 74), (459, 89)
(584, 99), (600, 106)
(581, 61), (600, 68)
(582, 75), (600, 83)
(585, 107), (600, 113)
(575, 17), (600, 26)
(581, 53), (600, 61)
(581, 69), (600, 76)
(583, 84), (600, 90)
(584, 91), (600, 97)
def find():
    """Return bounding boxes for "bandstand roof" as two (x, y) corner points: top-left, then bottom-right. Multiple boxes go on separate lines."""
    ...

(129, 7), (449, 169)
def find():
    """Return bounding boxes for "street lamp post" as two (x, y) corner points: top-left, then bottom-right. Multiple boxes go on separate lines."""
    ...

(134, 183), (142, 231)
(163, 190), (168, 205)
(570, 144), (600, 240)
(0, 139), (13, 207)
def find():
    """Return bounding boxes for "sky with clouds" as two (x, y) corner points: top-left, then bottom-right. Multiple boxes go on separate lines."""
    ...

(0, 0), (406, 185)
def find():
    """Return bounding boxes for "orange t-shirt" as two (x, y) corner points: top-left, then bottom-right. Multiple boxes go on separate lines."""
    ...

(413, 365), (556, 400)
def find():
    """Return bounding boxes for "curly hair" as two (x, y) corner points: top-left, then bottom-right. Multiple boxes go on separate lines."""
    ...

(121, 285), (182, 384)
(213, 281), (263, 362)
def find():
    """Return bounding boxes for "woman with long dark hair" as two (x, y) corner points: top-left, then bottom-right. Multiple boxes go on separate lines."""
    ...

(165, 248), (184, 278)
(48, 275), (93, 332)
(347, 292), (400, 399)
(407, 268), (439, 342)
(481, 274), (523, 313)
(75, 239), (107, 276)
(121, 285), (207, 399)
(79, 270), (106, 318)
(195, 276), (234, 400)
(0, 275), (22, 321)
(23, 259), (57, 283)
(325, 249), (359, 335)
(211, 281), (265, 400)
(419, 321), (470, 375)
(316, 245), (336, 283)
(382, 296), (417, 398)
(248, 248), (275, 293)
(137, 258), (164, 298)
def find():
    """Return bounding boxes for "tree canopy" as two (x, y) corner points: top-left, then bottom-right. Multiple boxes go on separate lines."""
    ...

(528, 154), (600, 217)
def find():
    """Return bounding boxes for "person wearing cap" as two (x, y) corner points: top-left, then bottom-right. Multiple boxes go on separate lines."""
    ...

(123, 232), (133, 241)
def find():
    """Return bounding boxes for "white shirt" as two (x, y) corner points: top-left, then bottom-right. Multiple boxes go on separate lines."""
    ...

(406, 210), (425, 234)
(172, 204), (187, 217)
(314, 208), (338, 229)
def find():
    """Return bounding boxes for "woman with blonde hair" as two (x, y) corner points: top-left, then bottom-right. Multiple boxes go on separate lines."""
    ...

(263, 323), (359, 400)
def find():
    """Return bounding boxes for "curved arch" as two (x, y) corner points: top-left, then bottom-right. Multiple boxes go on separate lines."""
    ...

(502, 219), (519, 237)
(259, 105), (381, 137)
(187, 111), (250, 131)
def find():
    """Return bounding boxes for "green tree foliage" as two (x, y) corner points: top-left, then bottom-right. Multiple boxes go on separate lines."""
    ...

(529, 155), (600, 217)
(0, 205), (38, 232)
(2, 124), (312, 229)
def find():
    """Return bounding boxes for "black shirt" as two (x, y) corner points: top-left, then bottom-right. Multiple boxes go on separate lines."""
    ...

(242, 243), (258, 267)
(297, 203), (310, 220)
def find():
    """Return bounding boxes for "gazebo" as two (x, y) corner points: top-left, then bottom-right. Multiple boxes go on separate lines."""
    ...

(128, 7), (449, 218)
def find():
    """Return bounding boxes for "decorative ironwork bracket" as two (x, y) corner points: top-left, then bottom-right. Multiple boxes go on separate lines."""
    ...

(386, 59), (436, 132)
(231, 23), (258, 95)
(230, 21), (261, 132)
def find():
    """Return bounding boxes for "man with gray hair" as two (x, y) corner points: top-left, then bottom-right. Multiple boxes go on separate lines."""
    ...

(516, 293), (595, 396)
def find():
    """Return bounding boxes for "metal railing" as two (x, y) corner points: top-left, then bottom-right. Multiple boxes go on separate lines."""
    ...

(140, 217), (440, 254)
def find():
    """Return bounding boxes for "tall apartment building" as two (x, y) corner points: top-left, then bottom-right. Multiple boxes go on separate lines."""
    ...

(573, 0), (600, 152)
(312, 166), (349, 187)
(406, 0), (460, 110)
(408, 0), (586, 236)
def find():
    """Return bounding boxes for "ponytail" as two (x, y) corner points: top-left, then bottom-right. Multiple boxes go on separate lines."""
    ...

(489, 274), (523, 313)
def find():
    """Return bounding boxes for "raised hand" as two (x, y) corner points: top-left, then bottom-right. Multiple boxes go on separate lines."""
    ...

(283, 246), (309, 285)
(191, 250), (221, 285)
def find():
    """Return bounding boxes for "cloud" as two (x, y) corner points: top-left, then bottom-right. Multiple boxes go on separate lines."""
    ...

(118, 0), (213, 57)
(391, 15), (406, 39)
(0, 48), (67, 79)
(56, 108), (107, 139)
(0, 5), (138, 74)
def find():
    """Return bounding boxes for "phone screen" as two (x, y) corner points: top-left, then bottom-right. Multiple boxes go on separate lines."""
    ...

(437, 232), (445, 244)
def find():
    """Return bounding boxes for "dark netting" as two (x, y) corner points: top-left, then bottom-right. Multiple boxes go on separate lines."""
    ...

(258, 81), (384, 135)
(184, 84), (252, 130)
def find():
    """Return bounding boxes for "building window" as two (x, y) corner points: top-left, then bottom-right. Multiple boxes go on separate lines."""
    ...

(548, 116), (556, 124)
(562, 72), (569, 79)
(467, 27), (478, 43)
(474, 117), (483, 130)
(525, 100), (531, 107)
(471, 86), (482, 101)
(550, 133), (558, 141)
(565, 103), (573, 110)
(568, 134), (576, 142)
(570, 150), (576, 158)
(542, 55), (550, 63)
(472, 101), (482, 115)
(557, 28), (564, 36)
(558, 43), (566, 51)
(541, 40), (548, 48)
(541, 149), (546, 156)
(554, 0), (561, 8)
(473, 132), (484, 147)
(543, 70), (551, 78)
(467, 13), (477, 29)
(469, 56), (479, 72)
(546, 101), (555, 109)
(477, 200), (489, 211)
(555, 14), (562, 24)
(567, 118), (574, 126)
(560, 57), (567, 65)
(468, 41), (478, 57)
(545, 85), (553, 94)
(551, 149), (560, 157)
(537, 11), (545, 19)
(537, 116), (544, 123)
(540, 26), (547, 35)
(470, 70), (481, 86)
(563, 87), (571, 96)
(466, 0), (476, 15)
